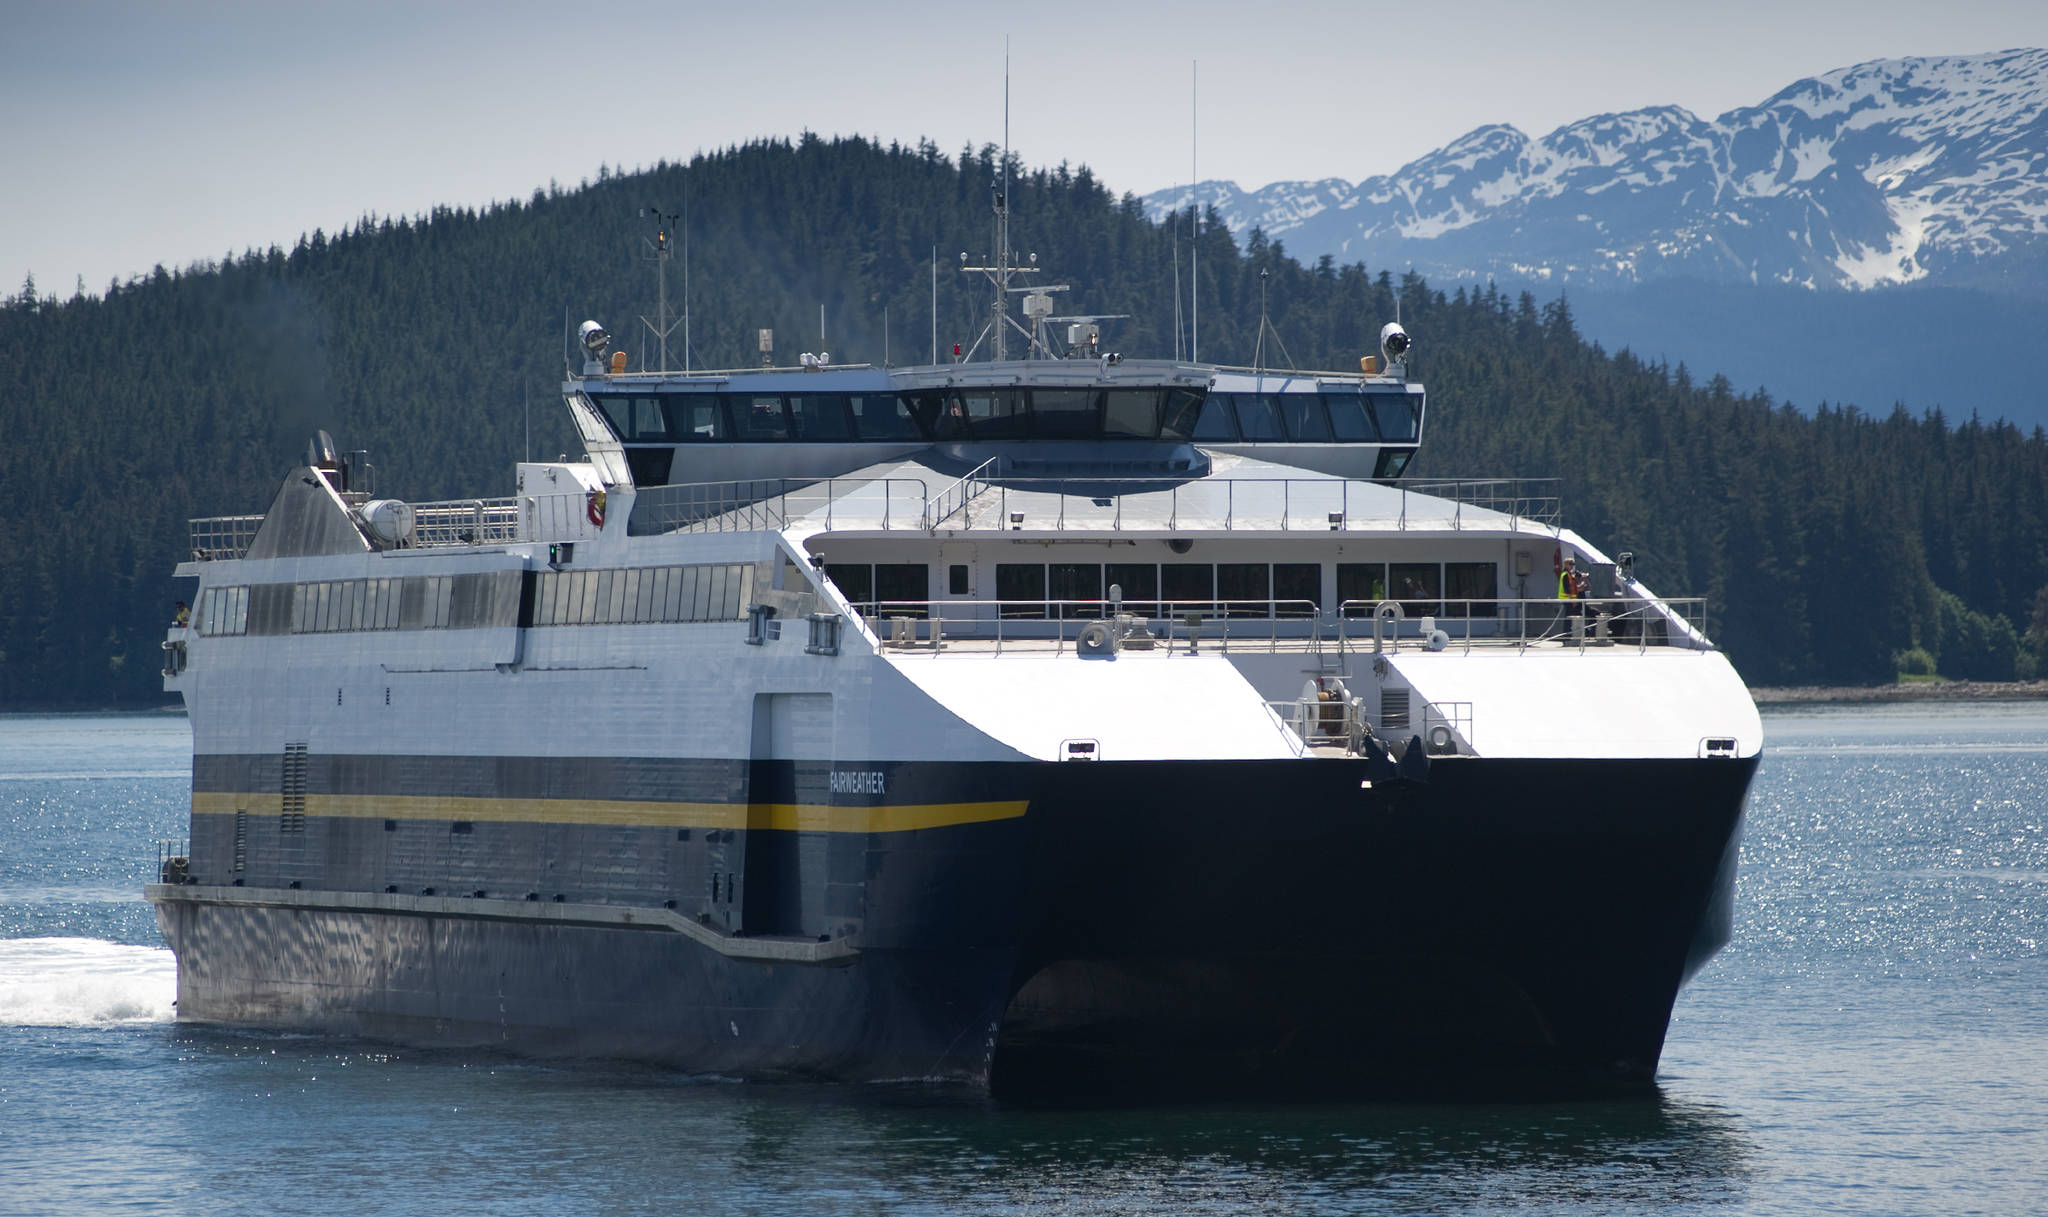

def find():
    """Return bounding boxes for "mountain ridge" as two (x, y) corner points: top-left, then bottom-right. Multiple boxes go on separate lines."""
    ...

(1148, 49), (2048, 296)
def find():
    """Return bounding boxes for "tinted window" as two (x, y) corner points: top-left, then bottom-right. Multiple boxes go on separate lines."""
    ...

(631, 397), (669, 440)
(1101, 390), (1157, 438)
(1160, 389), (1204, 440)
(1276, 395), (1331, 442)
(734, 395), (789, 440)
(788, 394), (854, 441)
(1337, 563), (1387, 616)
(826, 564), (873, 607)
(1162, 563), (1214, 615)
(852, 394), (923, 440)
(1233, 395), (1284, 440)
(997, 564), (1045, 619)
(1217, 563), (1270, 617)
(595, 397), (633, 438)
(1370, 394), (1420, 442)
(958, 388), (1028, 440)
(673, 396), (729, 440)
(1033, 389), (1100, 439)
(1105, 562), (1158, 615)
(1192, 394), (1239, 441)
(1391, 563), (1441, 617)
(1049, 562), (1102, 618)
(1446, 562), (1498, 618)
(874, 563), (928, 617)
(1324, 393), (1378, 441)
(1273, 563), (1321, 617)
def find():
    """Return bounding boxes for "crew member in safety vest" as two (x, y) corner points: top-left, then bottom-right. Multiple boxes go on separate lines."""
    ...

(1556, 556), (1584, 600)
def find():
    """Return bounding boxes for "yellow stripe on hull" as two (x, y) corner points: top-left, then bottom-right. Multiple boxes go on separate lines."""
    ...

(190, 791), (1029, 834)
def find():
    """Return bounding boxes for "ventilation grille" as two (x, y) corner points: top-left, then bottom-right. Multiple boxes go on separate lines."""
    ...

(1380, 688), (1411, 733)
(281, 743), (308, 833)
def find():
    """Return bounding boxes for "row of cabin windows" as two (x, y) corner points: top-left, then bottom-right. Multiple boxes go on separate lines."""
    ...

(1191, 392), (1422, 445)
(193, 567), (750, 637)
(528, 564), (753, 627)
(194, 575), (494, 637)
(821, 560), (1501, 621)
(591, 388), (1419, 446)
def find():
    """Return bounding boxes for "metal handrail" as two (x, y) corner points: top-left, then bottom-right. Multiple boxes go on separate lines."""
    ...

(829, 593), (1709, 656)
(188, 515), (264, 561)
(923, 456), (1000, 530)
(948, 475), (1559, 534)
(847, 597), (1322, 655)
(1332, 596), (1711, 654)
(630, 477), (932, 534)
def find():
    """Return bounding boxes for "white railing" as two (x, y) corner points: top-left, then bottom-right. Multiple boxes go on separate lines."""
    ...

(932, 476), (1559, 533)
(923, 456), (1001, 529)
(1332, 597), (1710, 653)
(834, 593), (1711, 656)
(188, 515), (264, 561)
(628, 477), (932, 535)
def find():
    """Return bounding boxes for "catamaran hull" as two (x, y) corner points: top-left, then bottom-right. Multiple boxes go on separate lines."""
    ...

(151, 753), (1754, 1096)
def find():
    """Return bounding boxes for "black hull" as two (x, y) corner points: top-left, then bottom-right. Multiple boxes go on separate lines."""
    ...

(154, 753), (1755, 1098)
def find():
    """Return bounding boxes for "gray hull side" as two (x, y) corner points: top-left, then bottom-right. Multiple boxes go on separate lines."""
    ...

(152, 897), (1014, 1084)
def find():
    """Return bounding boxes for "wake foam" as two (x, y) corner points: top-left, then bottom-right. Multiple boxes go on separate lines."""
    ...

(0, 937), (176, 1026)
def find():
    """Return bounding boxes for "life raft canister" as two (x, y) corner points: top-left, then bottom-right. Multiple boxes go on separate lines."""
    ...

(587, 487), (607, 528)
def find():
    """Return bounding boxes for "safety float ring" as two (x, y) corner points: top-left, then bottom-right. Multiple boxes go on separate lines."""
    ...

(587, 487), (607, 528)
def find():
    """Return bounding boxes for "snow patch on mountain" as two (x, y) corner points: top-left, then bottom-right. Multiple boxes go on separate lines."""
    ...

(1147, 49), (2048, 294)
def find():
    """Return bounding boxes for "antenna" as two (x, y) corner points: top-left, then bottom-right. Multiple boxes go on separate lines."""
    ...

(930, 245), (938, 365)
(1191, 60), (1199, 364)
(957, 38), (1040, 363)
(1172, 185), (1184, 361)
(682, 176), (692, 372)
(637, 206), (684, 372)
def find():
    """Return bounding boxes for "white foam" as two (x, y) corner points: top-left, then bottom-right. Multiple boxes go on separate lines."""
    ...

(0, 937), (176, 1026)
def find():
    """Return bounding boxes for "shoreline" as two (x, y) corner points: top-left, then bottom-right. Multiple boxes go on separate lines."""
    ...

(1751, 679), (2048, 705)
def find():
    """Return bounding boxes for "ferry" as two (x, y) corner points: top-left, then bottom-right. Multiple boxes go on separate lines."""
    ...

(149, 222), (1761, 1097)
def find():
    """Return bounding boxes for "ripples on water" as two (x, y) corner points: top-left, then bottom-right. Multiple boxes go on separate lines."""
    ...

(2, 706), (2046, 1215)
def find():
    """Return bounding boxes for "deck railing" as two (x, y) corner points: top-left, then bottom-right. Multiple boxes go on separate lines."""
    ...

(837, 593), (1709, 655)
(189, 473), (1560, 560)
(920, 475), (1558, 533)
(628, 477), (933, 535)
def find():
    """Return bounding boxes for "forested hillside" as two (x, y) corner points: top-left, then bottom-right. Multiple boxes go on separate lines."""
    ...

(2, 135), (2044, 705)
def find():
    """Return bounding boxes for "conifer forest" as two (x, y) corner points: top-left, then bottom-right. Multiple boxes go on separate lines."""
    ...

(3, 135), (2045, 705)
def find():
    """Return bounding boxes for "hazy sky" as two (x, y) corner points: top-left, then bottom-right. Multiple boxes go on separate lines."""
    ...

(6, 0), (2046, 297)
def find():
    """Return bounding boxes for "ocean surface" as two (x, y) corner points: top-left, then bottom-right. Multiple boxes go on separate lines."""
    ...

(2, 705), (2045, 1215)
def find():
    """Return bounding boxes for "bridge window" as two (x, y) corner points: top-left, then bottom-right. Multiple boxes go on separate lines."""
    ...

(1032, 389), (1100, 439)
(1192, 393), (1239, 441)
(1231, 395), (1285, 441)
(850, 394), (921, 440)
(1370, 395), (1421, 443)
(1324, 393), (1378, 441)
(1277, 396), (1331, 442)
(1160, 388), (1205, 439)
(673, 396), (731, 440)
(788, 394), (855, 442)
(735, 396), (789, 441)
(1100, 390), (1158, 438)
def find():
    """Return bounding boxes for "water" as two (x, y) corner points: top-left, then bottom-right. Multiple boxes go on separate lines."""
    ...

(3, 706), (2045, 1215)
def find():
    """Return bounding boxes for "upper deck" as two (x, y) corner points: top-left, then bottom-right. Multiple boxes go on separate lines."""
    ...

(567, 357), (1427, 488)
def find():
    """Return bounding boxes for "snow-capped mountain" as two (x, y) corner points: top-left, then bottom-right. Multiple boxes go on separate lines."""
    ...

(1147, 50), (2048, 294)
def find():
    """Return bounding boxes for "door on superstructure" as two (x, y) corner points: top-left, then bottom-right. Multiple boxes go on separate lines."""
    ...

(741, 693), (834, 937)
